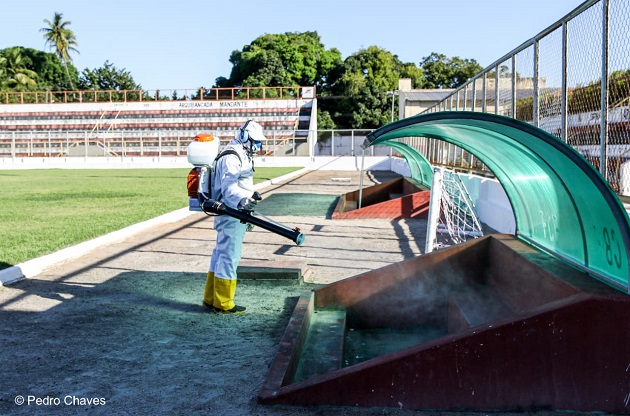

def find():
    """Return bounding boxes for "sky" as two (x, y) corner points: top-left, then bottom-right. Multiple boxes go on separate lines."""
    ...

(1, 0), (587, 92)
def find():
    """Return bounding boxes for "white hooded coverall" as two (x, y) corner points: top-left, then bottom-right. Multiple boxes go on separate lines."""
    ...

(206, 137), (254, 310)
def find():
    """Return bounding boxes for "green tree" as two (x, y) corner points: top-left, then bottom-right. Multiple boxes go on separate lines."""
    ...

(0, 47), (38, 89)
(19, 47), (75, 90)
(77, 60), (142, 101)
(78, 60), (140, 91)
(0, 54), (7, 89)
(324, 46), (423, 129)
(40, 12), (79, 90)
(420, 52), (482, 89)
(316, 108), (336, 130)
(215, 31), (342, 93)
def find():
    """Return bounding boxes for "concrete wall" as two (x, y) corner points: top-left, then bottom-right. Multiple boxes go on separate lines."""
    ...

(460, 174), (515, 234)
(389, 159), (515, 234)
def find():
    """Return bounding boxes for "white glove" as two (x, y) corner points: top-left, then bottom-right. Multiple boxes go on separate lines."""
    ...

(239, 197), (257, 211)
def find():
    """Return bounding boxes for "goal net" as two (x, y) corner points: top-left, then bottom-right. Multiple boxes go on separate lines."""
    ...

(425, 167), (484, 253)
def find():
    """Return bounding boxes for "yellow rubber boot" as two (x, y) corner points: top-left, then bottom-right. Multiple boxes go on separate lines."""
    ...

(213, 277), (246, 313)
(202, 272), (215, 310)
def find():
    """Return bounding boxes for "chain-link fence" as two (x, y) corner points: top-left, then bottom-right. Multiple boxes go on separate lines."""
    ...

(423, 0), (630, 195)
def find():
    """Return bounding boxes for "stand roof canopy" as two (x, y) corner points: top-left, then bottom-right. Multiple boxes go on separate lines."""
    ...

(364, 111), (630, 293)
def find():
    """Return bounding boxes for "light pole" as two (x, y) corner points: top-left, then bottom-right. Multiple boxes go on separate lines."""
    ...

(387, 90), (399, 123)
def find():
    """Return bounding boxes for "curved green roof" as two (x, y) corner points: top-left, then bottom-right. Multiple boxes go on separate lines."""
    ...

(365, 111), (630, 293)
(376, 141), (433, 188)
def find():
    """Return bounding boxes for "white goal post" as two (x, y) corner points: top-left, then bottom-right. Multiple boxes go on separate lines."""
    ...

(425, 167), (484, 253)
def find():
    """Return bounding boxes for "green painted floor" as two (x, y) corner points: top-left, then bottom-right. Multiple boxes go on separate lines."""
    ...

(256, 193), (339, 217)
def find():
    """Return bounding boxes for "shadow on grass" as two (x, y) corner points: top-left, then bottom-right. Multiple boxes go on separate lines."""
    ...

(0, 261), (14, 270)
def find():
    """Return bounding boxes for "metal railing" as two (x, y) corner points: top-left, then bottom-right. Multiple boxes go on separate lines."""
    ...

(0, 129), (392, 159)
(0, 86), (316, 105)
(421, 0), (630, 194)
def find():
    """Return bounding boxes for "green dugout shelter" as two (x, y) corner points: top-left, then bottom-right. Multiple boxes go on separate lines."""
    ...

(364, 111), (630, 294)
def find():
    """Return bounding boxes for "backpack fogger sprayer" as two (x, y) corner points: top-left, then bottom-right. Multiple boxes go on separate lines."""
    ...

(186, 134), (305, 246)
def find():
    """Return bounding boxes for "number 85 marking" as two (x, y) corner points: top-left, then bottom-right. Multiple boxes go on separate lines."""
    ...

(602, 227), (622, 269)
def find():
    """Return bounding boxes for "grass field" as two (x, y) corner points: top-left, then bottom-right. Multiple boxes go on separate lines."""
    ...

(0, 167), (302, 270)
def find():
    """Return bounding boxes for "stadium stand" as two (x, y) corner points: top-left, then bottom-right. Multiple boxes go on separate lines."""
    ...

(0, 87), (315, 158)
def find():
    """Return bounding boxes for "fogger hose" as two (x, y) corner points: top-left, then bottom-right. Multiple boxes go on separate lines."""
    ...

(201, 199), (305, 246)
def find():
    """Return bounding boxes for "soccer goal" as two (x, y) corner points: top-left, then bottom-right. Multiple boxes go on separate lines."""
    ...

(425, 167), (484, 253)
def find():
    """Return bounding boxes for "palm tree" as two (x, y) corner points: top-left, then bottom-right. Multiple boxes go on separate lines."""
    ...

(40, 12), (79, 90)
(2, 48), (38, 88)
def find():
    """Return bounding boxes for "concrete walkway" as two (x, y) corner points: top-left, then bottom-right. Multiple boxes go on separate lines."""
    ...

(0, 169), (446, 416)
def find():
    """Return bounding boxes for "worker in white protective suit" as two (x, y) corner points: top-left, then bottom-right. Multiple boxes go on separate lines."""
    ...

(202, 120), (267, 313)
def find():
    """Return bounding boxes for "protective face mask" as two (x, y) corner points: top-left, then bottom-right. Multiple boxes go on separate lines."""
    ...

(251, 140), (262, 153)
